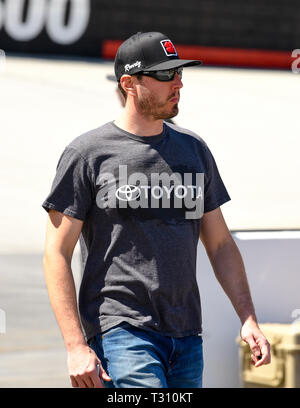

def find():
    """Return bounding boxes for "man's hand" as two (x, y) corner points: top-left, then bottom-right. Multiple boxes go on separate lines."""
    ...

(240, 320), (271, 368)
(67, 344), (112, 388)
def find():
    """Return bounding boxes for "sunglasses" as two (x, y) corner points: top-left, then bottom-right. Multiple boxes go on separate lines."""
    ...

(140, 67), (183, 82)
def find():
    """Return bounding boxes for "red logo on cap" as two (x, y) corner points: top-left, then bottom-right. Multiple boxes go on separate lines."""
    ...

(160, 39), (177, 57)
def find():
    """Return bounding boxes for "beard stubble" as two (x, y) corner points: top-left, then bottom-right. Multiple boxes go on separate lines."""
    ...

(138, 91), (179, 120)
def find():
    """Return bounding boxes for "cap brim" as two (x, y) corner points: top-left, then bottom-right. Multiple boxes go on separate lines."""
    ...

(144, 59), (202, 71)
(106, 74), (117, 82)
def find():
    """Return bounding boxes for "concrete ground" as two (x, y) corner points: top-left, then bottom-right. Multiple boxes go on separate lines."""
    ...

(0, 55), (299, 387)
(0, 252), (82, 388)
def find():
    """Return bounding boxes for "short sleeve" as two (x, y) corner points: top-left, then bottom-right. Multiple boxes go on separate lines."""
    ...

(203, 145), (231, 213)
(42, 147), (95, 220)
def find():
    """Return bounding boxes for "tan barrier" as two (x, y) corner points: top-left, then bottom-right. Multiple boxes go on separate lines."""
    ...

(237, 323), (300, 388)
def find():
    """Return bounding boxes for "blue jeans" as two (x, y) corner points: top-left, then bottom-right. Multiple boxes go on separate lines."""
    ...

(88, 321), (204, 388)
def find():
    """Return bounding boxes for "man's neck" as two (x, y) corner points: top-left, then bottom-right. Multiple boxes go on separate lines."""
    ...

(114, 109), (164, 137)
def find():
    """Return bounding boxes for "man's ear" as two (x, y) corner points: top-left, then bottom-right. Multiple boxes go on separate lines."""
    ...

(120, 75), (136, 97)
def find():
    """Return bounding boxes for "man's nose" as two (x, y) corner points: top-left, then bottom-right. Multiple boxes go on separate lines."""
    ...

(173, 73), (183, 89)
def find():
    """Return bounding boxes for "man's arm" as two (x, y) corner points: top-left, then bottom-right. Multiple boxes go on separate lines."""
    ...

(200, 207), (271, 367)
(43, 209), (111, 387)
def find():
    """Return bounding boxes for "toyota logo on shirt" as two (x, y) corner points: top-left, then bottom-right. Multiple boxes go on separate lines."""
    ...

(116, 185), (141, 201)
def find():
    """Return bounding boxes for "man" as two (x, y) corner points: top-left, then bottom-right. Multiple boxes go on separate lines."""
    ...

(42, 31), (270, 389)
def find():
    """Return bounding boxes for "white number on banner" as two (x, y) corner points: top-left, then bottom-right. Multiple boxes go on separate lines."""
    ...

(46, 0), (90, 45)
(5, 0), (47, 41)
(1, 0), (90, 44)
(0, 1), (4, 31)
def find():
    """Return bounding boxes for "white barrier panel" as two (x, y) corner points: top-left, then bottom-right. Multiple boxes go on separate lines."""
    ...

(196, 230), (300, 388)
(0, 308), (6, 334)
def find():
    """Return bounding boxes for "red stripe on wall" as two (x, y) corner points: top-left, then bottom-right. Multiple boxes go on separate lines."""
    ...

(102, 40), (293, 70)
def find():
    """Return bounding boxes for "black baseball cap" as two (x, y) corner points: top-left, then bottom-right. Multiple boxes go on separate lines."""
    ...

(114, 32), (202, 82)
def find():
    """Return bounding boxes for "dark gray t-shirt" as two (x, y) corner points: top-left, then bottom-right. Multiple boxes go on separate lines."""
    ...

(42, 121), (230, 341)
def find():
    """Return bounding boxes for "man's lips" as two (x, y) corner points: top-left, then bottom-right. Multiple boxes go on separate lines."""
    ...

(169, 94), (180, 103)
